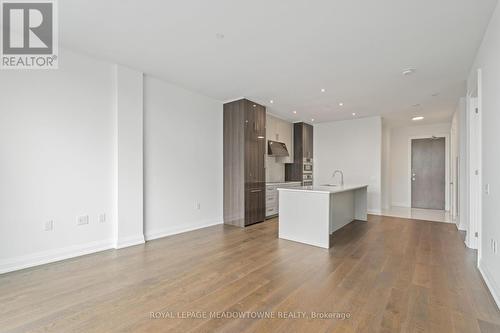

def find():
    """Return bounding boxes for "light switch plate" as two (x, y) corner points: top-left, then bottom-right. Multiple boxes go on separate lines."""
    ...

(77, 215), (89, 226)
(45, 220), (54, 231)
(98, 213), (106, 223)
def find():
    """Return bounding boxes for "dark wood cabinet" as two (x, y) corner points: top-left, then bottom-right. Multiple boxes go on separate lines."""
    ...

(304, 123), (313, 159)
(285, 122), (313, 182)
(224, 99), (266, 227)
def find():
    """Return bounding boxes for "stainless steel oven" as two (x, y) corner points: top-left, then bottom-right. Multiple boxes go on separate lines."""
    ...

(303, 158), (313, 172)
(302, 158), (313, 186)
(303, 173), (313, 186)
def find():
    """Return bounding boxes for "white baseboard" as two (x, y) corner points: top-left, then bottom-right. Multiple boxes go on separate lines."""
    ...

(457, 221), (467, 231)
(368, 209), (382, 215)
(0, 239), (114, 275)
(114, 234), (145, 249)
(145, 219), (222, 241)
(478, 259), (500, 310)
(391, 202), (410, 208)
(1, 219), (223, 274)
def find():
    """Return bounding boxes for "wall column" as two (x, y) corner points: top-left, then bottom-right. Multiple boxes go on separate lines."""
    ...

(113, 65), (144, 248)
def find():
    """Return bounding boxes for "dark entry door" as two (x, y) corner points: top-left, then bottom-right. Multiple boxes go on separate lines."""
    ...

(411, 138), (445, 210)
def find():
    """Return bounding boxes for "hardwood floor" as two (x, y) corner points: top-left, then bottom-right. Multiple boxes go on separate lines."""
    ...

(1, 215), (499, 332)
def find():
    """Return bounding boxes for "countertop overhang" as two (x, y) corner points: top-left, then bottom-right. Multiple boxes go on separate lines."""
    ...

(277, 184), (368, 194)
(266, 181), (302, 185)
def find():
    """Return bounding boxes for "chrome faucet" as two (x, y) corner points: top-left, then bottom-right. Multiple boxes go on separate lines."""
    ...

(332, 170), (344, 186)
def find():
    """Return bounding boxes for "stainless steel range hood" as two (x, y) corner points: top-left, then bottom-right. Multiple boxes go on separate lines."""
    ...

(267, 140), (289, 157)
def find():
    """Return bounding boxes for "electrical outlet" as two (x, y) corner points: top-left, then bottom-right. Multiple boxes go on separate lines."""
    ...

(485, 184), (490, 195)
(77, 215), (89, 226)
(44, 220), (54, 231)
(98, 213), (106, 223)
(491, 239), (497, 254)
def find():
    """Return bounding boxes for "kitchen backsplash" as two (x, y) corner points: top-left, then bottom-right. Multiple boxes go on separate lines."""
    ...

(266, 156), (285, 182)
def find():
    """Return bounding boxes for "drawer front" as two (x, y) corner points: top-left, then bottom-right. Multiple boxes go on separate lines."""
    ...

(265, 206), (278, 217)
(266, 185), (278, 191)
(266, 190), (278, 198)
(266, 194), (277, 206)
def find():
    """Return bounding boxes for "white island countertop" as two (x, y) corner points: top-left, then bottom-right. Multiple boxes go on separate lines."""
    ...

(277, 184), (368, 194)
(278, 184), (368, 248)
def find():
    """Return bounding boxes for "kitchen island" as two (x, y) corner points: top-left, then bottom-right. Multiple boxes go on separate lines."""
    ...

(277, 185), (368, 249)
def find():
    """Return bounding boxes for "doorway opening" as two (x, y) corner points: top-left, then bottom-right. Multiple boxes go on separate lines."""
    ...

(410, 137), (446, 210)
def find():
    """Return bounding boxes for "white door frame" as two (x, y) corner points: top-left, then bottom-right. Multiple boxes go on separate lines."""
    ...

(407, 134), (450, 211)
(466, 69), (482, 255)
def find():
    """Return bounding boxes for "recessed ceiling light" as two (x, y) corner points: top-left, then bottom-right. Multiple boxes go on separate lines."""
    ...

(311, 118), (315, 122)
(320, 88), (326, 92)
(270, 100), (274, 104)
(215, 33), (225, 40)
(402, 68), (416, 76)
(339, 102), (344, 106)
(352, 113), (356, 116)
(293, 110), (297, 114)
(412, 116), (424, 121)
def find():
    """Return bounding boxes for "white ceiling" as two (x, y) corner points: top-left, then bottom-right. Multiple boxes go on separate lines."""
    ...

(60, 0), (497, 126)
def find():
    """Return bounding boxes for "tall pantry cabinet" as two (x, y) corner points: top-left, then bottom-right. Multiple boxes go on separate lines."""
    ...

(223, 99), (266, 227)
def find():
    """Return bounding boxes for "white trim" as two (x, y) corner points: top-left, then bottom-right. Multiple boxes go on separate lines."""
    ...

(145, 219), (222, 241)
(478, 259), (500, 310)
(478, 68), (483, 259)
(0, 239), (114, 275)
(368, 209), (382, 215)
(391, 201), (410, 208)
(0, 219), (223, 274)
(114, 234), (145, 249)
(407, 134), (450, 210)
(465, 69), (482, 252)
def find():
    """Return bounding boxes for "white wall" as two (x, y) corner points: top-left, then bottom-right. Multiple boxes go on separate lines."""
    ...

(143, 76), (223, 240)
(381, 123), (392, 210)
(450, 98), (468, 230)
(468, 1), (500, 308)
(314, 116), (382, 213)
(0, 49), (225, 273)
(0, 49), (116, 272)
(389, 123), (451, 209)
(114, 65), (145, 248)
(458, 99), (468, 231)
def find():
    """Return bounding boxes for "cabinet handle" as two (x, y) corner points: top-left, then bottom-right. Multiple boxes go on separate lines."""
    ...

(250, 189), (262, 193)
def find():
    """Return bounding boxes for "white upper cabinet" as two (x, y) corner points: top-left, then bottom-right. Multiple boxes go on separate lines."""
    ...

(266, 114), (293, 163)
